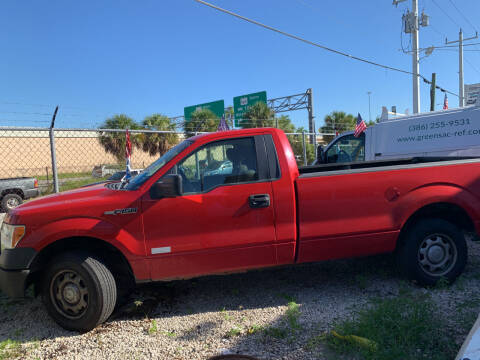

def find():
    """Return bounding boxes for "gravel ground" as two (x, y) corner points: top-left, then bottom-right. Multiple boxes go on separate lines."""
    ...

(0, 227), (479, 359)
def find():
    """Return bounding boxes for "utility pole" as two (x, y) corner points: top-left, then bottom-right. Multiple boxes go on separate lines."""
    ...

(430, 73), (436, 111)
(446, 29), (478, 107)
(367, 91), (372, 122)
(394, 0), (429, 114)
(411, 0), (420, 114)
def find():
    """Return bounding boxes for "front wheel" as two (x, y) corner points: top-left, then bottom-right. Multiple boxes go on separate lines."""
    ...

(397, 218), (467, 286)
(42, 252), (117, 332)
(1, 193), (22, 212)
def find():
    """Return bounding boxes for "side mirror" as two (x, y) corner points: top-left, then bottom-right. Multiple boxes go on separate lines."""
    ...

(150, 174), (183, 199)
(316, 145), (325, 164)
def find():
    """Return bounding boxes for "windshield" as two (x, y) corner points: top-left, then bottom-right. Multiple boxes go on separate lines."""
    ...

(125, 140), (193, 190)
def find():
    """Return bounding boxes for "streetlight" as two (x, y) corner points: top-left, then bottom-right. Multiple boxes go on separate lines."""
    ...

(367, 91), (372, 122)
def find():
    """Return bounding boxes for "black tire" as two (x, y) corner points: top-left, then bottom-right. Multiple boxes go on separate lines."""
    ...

(41, 252), (117, 332)
(1, 193), (22, 212)
(397, 218), (467, 286)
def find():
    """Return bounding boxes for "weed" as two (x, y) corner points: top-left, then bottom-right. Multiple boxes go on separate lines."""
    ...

(163, 331), (176, 338)
(325, 295), (457, 360)
(225, 327), (242, 338)
(148, 320), (158, 335)
(305, 333), (326, 350)
(0, 339), (22, 360)
(220, 307), (231, 321)
(286, 301), (301, 330)
(246, 324), (263, 335)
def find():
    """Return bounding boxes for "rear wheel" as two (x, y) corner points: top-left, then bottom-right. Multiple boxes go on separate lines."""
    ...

(1, 193), (22, 212)
(42, 252), (117, 332)
(397, 218), (467, 285)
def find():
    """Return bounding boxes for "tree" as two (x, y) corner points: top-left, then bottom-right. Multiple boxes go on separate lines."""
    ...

(320, 111), (356, 143)
(274, 115), (315, 165)
(140, 114), (179, 156)
(240, 102), (274, 128)
(98, 114), (141, 163)
(184, 109), (219, 137)
(289, 126), (316, 165)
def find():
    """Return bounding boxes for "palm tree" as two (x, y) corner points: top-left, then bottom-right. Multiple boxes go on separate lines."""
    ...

(140, 114), (179, 156)
(98, 114), (141, 163)
(240, 102), (274, 128)
(320, 111), (356, 143)
(184, 109), (218, 137)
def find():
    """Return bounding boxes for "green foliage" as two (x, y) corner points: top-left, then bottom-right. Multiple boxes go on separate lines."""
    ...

(148, 319), (158, 335)
(0, 339), (22, 360)
(320, 111), (356, 143)
(288, 126), (315, 165)
(325, 295), (457, 360)
(98, 114), (142, 162)
(184, 109), (219, 137)
(240, 102), (274, 128)
(225, 327), (242, 338)
(140, 114), (179, 156)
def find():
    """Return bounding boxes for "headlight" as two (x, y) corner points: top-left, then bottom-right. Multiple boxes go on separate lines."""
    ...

(0, 223), (25, 250)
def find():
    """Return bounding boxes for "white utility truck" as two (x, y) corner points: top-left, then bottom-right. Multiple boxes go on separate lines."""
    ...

(316, 101), (480, 164)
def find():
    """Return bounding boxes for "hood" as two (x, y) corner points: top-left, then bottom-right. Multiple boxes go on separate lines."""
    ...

(9, 183), (140, 227)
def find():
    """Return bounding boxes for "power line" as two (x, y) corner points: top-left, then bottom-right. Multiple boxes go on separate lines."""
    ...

(464, 57), (480, 77)
(193, 0), (458, 97)
(430, 0), (462, 29)
(446, 0), (478, 33)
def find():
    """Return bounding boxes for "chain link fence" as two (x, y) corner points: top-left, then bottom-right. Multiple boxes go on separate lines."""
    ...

(0, 127), (329, 195)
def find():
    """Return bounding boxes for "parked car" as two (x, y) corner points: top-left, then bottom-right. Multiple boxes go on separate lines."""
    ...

(204, 160), (232, 176)
(107, 169), (143, 182)
(0, 177), (39, 212)
(315, 103), (480, 165)
(91, 165), (121, 178)
(2, 128), (480, 332)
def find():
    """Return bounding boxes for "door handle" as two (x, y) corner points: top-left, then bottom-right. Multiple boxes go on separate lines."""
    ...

(249, 194), (270, 208)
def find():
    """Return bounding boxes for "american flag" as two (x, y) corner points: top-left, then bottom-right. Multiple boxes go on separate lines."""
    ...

(354, 113), (367, 137)
(217, 114), (230, 131)
(443, 93), (449, 110)
(125, 129), (132, 180)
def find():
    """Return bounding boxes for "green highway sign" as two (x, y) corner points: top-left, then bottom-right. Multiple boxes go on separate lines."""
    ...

(184, 100), (225, 121)
(233, 91), (267, 127)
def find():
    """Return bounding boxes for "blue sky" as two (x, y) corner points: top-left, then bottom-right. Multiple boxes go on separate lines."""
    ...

(1, 0), (480, 131)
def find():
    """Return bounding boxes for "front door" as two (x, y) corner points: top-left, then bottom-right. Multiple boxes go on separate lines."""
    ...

(142, 136), (277, 280)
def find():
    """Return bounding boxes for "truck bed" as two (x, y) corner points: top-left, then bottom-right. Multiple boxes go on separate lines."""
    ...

(298, 156), (480, 175)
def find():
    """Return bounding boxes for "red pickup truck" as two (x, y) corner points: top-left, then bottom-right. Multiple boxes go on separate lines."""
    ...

(1, 128), (480, 332)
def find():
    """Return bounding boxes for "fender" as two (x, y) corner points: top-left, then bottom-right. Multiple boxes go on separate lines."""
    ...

(393, 183), (480, 229)
(20, 216), (146, 263)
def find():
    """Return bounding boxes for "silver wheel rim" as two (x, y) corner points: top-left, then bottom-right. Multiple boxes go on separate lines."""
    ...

(6, 197), (19, 209)
(50, 270), (89, 319)
(417, 233), (457, 277)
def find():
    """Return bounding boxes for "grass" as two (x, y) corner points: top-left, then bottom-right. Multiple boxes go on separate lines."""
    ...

(225, 327), (242, 338)
(323, 295), (457, 360)
(0, 339), (22, 360)
(148, 320), (158, 335)
(36, 171), (92, 181)
(263, 301), (302, 340)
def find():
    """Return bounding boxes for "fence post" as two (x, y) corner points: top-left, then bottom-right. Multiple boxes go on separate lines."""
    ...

(302, 131), (307, 166)
(49, 106), (59, 193)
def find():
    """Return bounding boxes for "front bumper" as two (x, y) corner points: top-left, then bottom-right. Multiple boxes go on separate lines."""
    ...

(0, 268), (30, 298)
(0, 247), (37, 298)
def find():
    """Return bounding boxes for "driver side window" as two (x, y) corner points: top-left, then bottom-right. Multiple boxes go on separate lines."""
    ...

(325, 133), (365, 163)
(176, 137), (258, 194)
